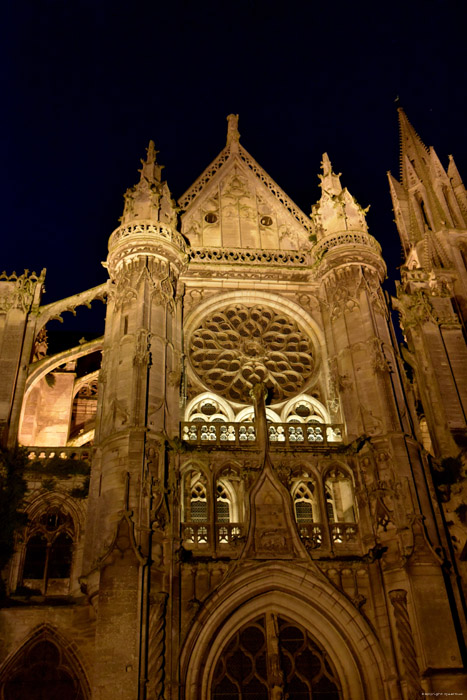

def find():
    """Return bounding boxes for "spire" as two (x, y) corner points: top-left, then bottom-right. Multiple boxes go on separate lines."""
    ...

(226, 114), (240, 150)
(310, 154), (369, 240)
(389, 109), (467, 261)
(120, 142), (178, 226)
(397, 107), (430, 188)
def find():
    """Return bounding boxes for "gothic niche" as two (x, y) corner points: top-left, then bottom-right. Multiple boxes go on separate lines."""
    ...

(189, 305), (316, 403)
(211, 613), (341, 699)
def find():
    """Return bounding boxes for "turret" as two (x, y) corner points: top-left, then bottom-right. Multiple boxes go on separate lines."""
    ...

(312, 155), (401, 440)
(82, 142), (186, 700)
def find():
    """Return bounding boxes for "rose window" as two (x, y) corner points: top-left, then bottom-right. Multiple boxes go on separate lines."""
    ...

(189, 304), (315, 402)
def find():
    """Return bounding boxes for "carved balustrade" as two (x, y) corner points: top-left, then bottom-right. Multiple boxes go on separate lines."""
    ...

(329, 522), (358, 544)
(188, 247), (311, 267)
(182, 519), (359, 554)
(314, 231), (381, 258)
(25, 446), (92, 466)
(108, 222), (187, 254)
(181, 421), (343, 448)
(296, 523), (324, 548)
(182, 522), (244, 549)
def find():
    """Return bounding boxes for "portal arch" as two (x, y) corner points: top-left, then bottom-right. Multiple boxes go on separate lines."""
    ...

(181, 563), (390, 700)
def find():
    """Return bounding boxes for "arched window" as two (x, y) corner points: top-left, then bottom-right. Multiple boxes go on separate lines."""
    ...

(182, 471), (209, 546)
(324, 469), (356, 523)
(21, 507), (74, 594)
(211, 613), (341, 699)
(23, 535), (48, 580)
(216, 483), (231, 523)
(324, 469), (358, 545)
(190, 480), (208, 522)
(293, 481), (316, 524)
(292, 478), (323, 547)
(1, 637), (87, 700)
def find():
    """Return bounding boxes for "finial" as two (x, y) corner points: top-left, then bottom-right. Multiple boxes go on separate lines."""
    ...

(138, 140), (163, 183)
(226, 114), (240, 147)
(318, 153), (342, 195)
(144, 140), (158, 165)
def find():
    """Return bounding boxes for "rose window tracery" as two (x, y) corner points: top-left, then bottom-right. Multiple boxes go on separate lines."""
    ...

(189, 305), (316, 402)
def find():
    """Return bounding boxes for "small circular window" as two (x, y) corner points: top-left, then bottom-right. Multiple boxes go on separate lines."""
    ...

(204, 212), (218, 224)
(260, 215), (273, 226)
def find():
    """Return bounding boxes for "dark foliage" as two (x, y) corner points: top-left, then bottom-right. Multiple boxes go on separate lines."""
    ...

(0, 447), (28, 598)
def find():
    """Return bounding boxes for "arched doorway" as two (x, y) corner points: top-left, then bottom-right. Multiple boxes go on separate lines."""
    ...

(211, 612), (341, 699)
(182, 566), (390, 700)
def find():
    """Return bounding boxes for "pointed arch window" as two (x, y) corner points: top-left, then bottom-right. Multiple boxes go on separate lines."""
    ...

(293, 481), (316, 524)
(211, 614), (341, 700)
(216, 483), (231, 523)
(324, 469), (358, 545)
(22, 507), (74, 594)
(1, 638), (87, 700)
(190, 480), (208, 522)
(324, 469), (356, 523)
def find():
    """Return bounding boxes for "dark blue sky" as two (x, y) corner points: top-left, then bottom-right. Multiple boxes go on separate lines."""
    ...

(3, 0), (466, 319)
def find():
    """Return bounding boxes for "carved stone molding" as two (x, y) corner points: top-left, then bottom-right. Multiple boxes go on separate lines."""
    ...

(0, 269), (46, 314)
(389, 589), (422, 700)
(147, 591), (169, 700)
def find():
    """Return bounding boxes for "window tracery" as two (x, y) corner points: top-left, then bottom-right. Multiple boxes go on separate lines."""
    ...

(21, 507), (74, 594)
(182, 467), (244, 547)
(293, 481), (317, 524)
(324, 469), (358, 544)
(188, 304), (316, 403)
(211, 614), (341, 700)
(1, 635), (87, 700)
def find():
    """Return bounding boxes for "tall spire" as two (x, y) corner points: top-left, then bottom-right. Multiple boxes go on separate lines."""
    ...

(389, 109), (467, 264)
(397, 108), (430, 188)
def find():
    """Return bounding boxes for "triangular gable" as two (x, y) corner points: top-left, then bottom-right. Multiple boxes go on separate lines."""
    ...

(178, 143), (312, 251)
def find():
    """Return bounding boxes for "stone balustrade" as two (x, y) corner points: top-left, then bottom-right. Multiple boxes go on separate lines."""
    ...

(25, 446), (92, 464)
(181, 421), (343, 448)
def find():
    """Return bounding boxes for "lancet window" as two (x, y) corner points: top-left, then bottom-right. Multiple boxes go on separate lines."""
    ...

(21, 508), (74, 594)
(292, 481), (317, 524)
(290, 467), (358, 549)
(182, 467), (243, 547)
(216, 483), (231, 523)
(190, 478), (208, 522)
(324, 468), (358, 545)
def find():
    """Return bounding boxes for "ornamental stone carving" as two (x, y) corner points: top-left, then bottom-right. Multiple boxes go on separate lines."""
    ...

(188, 304), (316, 402)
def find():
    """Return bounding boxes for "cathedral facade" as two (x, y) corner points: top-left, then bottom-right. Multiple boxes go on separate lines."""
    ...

(0, 111), (466, 698)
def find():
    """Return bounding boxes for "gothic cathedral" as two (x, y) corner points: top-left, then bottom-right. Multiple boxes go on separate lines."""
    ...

(0, 110), (466, 698)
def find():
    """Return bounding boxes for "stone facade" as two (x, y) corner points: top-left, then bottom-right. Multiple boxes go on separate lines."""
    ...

(0, 111), (466, 698)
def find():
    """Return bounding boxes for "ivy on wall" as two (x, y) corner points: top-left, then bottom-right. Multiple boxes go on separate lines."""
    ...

(0, 447), (28, 599)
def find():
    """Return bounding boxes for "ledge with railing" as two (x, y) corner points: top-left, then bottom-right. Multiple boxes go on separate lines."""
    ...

(181, 422), (344, 448)
(182, 522), (244, 549)
(182, 520), (359, 554)
(25, 446), (92, 463)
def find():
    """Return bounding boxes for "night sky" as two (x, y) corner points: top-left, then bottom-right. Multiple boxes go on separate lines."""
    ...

(3, 0), (466, 334)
